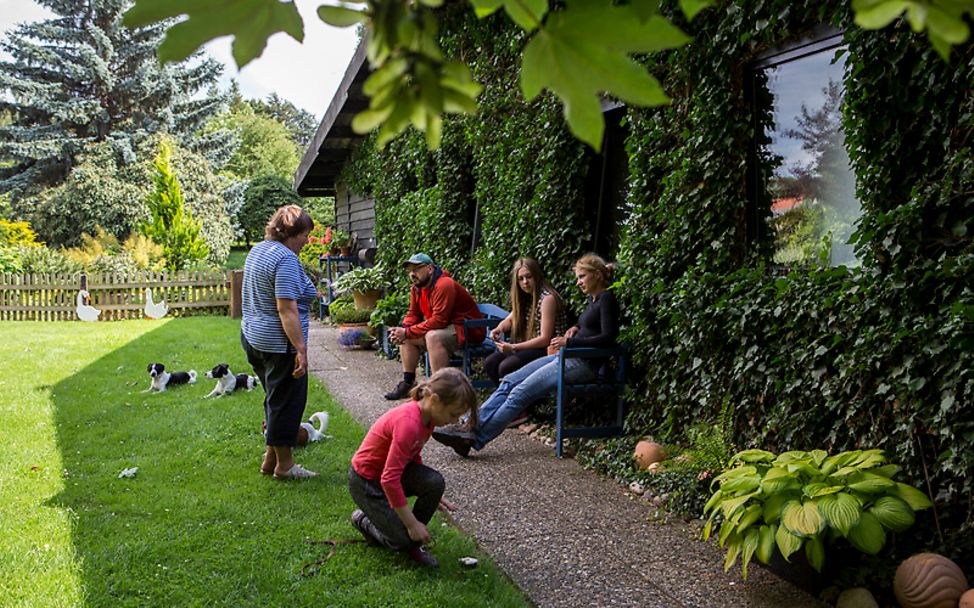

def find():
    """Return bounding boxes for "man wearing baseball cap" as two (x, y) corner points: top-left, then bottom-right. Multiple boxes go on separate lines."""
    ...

(384, 253), (485, 400)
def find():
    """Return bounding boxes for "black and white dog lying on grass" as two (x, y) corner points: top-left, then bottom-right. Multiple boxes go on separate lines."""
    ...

(204, 363), (259, 398)
(145, 363), (197, 393)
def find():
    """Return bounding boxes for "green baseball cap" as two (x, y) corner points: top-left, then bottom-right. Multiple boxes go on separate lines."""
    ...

(403, 253), (434, 267)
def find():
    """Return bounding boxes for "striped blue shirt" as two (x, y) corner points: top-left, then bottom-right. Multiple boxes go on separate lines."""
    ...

(241, 240), (317, 353)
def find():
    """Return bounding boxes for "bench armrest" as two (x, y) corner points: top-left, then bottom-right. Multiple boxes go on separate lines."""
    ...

(560, 346), (626, 359)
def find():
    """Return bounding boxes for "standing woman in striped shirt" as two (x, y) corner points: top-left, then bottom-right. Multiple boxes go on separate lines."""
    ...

(241, 205), (319, 480)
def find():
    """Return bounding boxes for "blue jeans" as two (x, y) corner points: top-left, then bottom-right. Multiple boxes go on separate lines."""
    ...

(472, 353), (595, 450)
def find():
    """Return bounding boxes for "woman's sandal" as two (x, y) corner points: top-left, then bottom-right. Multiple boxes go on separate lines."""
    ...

(273, 464), (319, 480)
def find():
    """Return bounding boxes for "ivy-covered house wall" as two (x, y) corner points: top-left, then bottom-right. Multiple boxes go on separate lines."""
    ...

(337, 1), (972, 568)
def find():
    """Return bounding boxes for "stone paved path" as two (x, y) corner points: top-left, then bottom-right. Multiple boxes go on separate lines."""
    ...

(308, 323), (825, 608)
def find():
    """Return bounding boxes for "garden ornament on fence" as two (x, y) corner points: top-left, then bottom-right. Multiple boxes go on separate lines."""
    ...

(144, 287), (169, 319)
(75, 274), (101, 321)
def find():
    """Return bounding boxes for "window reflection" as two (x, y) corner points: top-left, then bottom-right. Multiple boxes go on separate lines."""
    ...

(757, 42), (860, 267)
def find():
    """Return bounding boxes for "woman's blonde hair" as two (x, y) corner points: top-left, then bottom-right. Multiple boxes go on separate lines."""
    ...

(509, 257), (562, 343)
(410, 367), (479, 428)
(264, 204), (314, 242)
(574, 253), (615, 289)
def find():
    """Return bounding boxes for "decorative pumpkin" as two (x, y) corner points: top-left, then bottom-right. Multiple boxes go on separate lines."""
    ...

(634, 441), (665, 470)
(959, 589), (974, 608)
(893, 553), (968, 608)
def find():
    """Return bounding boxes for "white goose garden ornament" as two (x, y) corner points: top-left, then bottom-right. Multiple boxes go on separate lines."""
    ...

(75, 289), (101, 322)
(144, 287), (169, 319)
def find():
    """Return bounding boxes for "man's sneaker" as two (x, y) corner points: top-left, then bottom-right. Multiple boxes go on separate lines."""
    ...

(432, 428), (474, 458)
(350, 509), (381, 546)
(406, 545), (439, 568)
(384, 380), (415, 401)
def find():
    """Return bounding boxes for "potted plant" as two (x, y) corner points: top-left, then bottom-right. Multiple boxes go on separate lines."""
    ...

(326, 227), (353, 256)
(332, 263), (386, 310)
(369, 292), (409, 359)
(329, 296), (375, 351)
(703, 448), (932, 585)
(336, 325), (376, 350)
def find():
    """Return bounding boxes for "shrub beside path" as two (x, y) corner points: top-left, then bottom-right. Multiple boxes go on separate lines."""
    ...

(308, 324), (824, 608)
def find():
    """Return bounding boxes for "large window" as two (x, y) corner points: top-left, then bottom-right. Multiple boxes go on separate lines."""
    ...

(582, 104), (630, 257)
(750, 31), (861, 267)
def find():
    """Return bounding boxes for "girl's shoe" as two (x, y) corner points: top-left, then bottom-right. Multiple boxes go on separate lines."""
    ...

(431, 429), (474, 457)
(406, 546), (439, 568)
(350, 510), (381, 546)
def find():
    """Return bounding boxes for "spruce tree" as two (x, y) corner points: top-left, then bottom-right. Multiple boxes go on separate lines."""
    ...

(0, 0), (231, 204)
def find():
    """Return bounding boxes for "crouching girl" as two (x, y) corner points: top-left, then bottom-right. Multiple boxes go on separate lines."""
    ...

(348, 367), (477, 568)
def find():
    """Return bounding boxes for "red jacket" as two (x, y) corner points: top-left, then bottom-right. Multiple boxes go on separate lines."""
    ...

(402, 268), (484, 347)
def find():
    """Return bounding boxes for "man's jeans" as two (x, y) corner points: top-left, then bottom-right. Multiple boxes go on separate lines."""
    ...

(473, 353), (595, 450)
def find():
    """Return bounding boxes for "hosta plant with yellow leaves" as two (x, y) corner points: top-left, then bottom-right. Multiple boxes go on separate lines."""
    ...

(703, 449), (932, 578)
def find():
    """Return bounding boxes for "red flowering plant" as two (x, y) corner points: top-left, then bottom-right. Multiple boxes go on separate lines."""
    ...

(298, 223), (331, 272)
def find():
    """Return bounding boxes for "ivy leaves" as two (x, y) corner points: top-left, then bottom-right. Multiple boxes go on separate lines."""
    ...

(852, 0), (974, 58)
(123, 0), (304, 67)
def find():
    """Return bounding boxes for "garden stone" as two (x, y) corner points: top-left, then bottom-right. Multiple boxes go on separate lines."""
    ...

(836, 588), (879, 608)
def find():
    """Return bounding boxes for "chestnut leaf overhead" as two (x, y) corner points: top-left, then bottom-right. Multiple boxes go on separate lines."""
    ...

(125, 0), (974, 151)
(122, 0), (304, 67)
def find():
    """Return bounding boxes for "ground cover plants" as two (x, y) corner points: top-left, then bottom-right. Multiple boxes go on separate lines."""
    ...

(0, 317), (528, 607)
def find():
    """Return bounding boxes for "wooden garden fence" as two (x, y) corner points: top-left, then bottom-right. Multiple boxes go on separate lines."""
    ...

(0, 270), (237, 321)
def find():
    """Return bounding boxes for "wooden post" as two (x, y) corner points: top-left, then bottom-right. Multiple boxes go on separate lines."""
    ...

(230, 270), (243, 318)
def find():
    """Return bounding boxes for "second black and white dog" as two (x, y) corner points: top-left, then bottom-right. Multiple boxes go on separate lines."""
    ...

(204, 363), (259, 398)
(145, 363), (197, 393)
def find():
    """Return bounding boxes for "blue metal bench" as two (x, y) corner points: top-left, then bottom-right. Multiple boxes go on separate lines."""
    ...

(554, 345), (628, 458)
(424, 303), (507, 389)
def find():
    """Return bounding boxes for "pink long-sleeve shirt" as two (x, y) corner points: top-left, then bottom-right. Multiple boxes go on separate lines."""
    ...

(351, 401), (432, 508)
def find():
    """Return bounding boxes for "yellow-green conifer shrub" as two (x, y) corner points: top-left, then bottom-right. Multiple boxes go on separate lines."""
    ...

(0, 219), (41, 246)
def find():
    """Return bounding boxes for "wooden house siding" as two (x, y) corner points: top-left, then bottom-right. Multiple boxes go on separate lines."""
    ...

(336, 183), (377, 249)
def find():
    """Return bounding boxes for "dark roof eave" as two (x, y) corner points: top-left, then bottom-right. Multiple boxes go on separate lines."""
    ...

(294, 39), (370, 196)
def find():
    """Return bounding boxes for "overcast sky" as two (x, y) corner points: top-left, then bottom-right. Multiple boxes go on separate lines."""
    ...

(0, 0), (360, 119)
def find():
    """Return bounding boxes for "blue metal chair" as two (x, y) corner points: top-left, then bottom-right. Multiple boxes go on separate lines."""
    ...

(554, 345), (628, 458)
(317, 254), (360, 320)
(424, 303), (507, 389)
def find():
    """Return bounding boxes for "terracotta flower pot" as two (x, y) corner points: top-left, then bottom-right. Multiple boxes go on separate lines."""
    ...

(337, 322), (375, 349)
(634, 440), (665, 470)
(352, 289), (381, 311)
(894, 553), (969, 608)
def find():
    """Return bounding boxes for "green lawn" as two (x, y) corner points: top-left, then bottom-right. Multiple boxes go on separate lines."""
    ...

(224, 247), (249, 270)
(0, 318), (527, 607)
